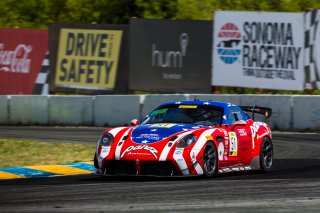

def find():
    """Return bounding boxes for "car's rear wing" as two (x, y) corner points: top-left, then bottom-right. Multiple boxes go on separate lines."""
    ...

(240, 106), (272, 120)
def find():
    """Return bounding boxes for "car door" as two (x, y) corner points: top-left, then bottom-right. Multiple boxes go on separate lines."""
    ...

(226, 107), (252, 164)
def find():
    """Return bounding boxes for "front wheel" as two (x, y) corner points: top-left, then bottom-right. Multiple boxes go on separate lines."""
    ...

(202, 141), (218, 177)
(259, 137), (273, 172)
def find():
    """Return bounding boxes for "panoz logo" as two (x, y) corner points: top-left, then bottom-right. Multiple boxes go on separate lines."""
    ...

(121, 145), (158, 159)
(216, 23), (241, 64)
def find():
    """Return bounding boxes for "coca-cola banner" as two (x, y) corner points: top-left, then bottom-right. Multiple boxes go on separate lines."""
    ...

(0, 28), (48, 94)
(50, 23), (128, 94)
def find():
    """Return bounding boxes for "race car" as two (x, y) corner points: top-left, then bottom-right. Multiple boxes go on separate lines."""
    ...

(94, 100), (273, 177)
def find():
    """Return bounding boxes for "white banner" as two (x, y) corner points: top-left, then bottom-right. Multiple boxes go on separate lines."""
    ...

(212, 11), (304, 90)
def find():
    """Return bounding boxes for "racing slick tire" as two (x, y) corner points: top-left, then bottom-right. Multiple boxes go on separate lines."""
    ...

(259, 137), (273, 172)
(202, 141), (218, 177)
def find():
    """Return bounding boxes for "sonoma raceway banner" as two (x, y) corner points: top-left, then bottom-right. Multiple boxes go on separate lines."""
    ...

(50, 23), (128, 94)
(0, 28), (48, 94)
(212, 11), (304, 91)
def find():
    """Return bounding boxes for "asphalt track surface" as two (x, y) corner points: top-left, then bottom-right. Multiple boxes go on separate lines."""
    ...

(0, 126), (320, 212)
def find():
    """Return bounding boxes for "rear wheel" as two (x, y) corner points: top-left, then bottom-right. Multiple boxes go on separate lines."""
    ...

(260, 137), (273, 172)
(202, 141), (218, 177)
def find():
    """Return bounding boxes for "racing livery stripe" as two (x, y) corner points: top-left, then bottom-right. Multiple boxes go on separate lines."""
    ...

(115, 128), (132, 160)
(98, 127), (131, 167)
(193, 161), (203, 175)
(98, 147), (111, 168)
(0, 171), (26, 179)
(192, 129), (217, 157)
(159, 130), (194, 161)
(109, 127), (128, 137)
(173, 148), (189, 176)
(191, 129), (217, 175)
(26, 165), (92, 175)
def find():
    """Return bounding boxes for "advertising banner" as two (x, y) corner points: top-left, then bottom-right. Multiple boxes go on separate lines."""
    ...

(50, 23), (128, 94)
(212, 11), (304, 91)
(0, 28), (48, 94)
(129, 19), (212, 93)
(304, 9), (320, 90)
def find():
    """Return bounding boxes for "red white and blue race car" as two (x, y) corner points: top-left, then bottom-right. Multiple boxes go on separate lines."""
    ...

(94, 100), (273, 177)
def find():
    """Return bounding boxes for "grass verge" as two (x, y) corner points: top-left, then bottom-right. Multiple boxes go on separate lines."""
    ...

(0, 139), (95, 168)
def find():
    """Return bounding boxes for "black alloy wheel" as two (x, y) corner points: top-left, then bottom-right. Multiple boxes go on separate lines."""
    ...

(202, 141), (218, 177)
(260, 137), (273, 172)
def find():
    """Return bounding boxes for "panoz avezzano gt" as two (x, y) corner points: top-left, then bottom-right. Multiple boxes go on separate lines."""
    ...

(94, 100), (273, 177)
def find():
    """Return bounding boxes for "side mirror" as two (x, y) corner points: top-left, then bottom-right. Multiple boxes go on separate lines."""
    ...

(130, 119), (139, 126)
(230, 120), (246, 130)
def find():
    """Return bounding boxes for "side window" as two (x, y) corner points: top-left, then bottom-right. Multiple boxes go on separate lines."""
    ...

(227, 107), (245, 126)
(227, 110), (235, 126)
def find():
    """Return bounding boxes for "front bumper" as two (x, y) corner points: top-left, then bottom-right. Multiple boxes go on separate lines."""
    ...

(95, 160), (181, 176)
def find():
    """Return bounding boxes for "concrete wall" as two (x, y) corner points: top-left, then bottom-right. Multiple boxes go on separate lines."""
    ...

(49, 96), (93, 125)
(0, 96), (8, 124)
(292, 96), (320, 131)
(0, 94), (319, 131)
(10, 95), (48, 125)
(94, 95), (140, 126)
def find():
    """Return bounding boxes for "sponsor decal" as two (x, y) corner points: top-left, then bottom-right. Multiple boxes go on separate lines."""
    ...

(231, 167), (240, 171)
(238, 128), (247, 136)
(244, 166), (252, 170)
(179, 105), (197, 109)
(101, 147), (110, 153)
(55, 29), (122, 90)
(136, 133), (161, 141)
(150, 123), (176, 128)
(191, 151), (196, 161)
(219, 166), (252, 173)
(218, 142), (224, 161)
(229, 132), (238, 156)
(121, 145), (158, 159)
(175, 150), (183, 155)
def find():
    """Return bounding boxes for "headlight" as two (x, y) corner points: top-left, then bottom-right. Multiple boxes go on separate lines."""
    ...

(177, 133), (197, 148)
(99, 132), (114, 147)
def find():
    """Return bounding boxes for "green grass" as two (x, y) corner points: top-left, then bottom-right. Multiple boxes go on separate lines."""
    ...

(0, 139), (96, 168)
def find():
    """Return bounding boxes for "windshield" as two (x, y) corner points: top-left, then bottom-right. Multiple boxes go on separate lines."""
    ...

(142, 104), (223, 126)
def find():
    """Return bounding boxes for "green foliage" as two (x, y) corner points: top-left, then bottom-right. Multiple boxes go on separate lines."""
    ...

(1, 0), (320, 94)
(2, 0), (320, 29)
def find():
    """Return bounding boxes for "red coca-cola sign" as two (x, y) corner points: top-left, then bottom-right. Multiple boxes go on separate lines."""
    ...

(0, 28), (48, 94)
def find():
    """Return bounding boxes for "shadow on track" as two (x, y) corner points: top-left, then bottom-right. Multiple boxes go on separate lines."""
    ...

(1, 158), (319, 187)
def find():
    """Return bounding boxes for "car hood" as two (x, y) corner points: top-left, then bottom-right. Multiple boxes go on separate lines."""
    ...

(131, 123), (205, 144)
